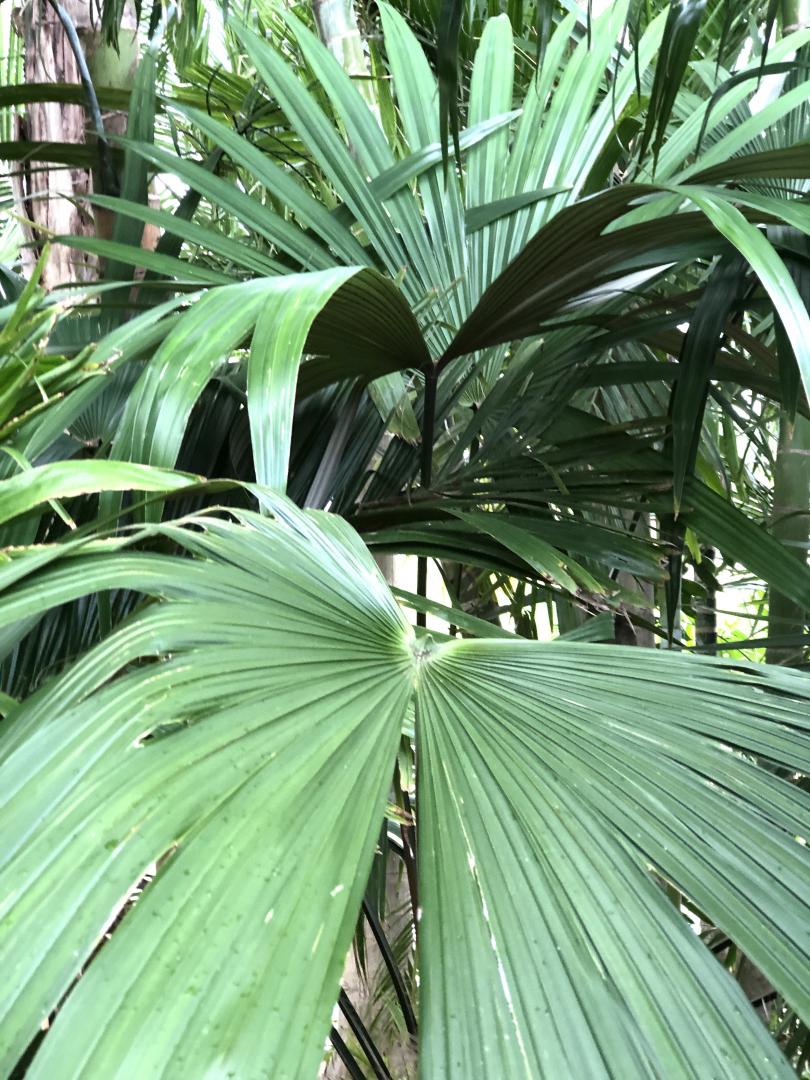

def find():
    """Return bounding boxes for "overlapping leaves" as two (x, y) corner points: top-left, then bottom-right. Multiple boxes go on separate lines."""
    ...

(0, 501), (808, 1076)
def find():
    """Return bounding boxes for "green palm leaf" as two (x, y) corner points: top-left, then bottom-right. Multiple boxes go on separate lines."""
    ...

(1, 504), (808, 1076)
(0, 501), (414, 1078)
(105, 269), (427, 516)
(416, 637), (809, 1077)
(0, 460), (201, 526)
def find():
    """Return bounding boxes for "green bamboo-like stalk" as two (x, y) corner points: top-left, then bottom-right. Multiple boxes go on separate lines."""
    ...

(781, 0), (809, 32)
(766, 0), (810, 666)
(311, 0), (378, 113)
(766, 414), (810, 665)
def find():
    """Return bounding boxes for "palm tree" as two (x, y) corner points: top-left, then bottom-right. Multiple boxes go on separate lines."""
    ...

(0, 4), (809, 1076)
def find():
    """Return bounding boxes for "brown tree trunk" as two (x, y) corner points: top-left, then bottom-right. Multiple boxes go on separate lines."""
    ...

(11, 0), (138, 289)
(614, 515), (655, 647)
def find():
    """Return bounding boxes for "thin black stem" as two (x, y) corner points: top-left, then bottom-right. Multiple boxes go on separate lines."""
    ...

(338, 990), (393, 1080)
(400, 784), (416, 860)
(415, 561), (428, 628)
(329, 1027), (367, 1080)
(362, 898), (417, 1037)
(416, 364), (438, 627)
(391, 763), (419, 938)
(48, 1), (118, 196)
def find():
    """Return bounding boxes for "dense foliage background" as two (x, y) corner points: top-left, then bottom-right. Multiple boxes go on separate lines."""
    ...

(1, 0), (809, 1076)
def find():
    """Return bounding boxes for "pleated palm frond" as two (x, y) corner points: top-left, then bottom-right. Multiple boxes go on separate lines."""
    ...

(45, 7), (809, 608)
(0, 497), (808, 1077)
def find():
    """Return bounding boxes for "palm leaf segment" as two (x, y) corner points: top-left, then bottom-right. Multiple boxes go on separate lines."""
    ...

(65, 6), (810, 617)
(88, 4), (810, 527)
(105, 5), (810, 369)
(3, 8), (810, 1075)
(1, 500), (808, 1077)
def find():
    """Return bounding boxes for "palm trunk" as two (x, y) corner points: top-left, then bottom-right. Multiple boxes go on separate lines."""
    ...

(312, 0), (369, 83)
(766, 0), (810, 666)
(766, 415), (810, 665)
(694, 547), (718, 653)
(311, 0), (378, 115)
(11, 0), (138, 289)
(781, 0), (808, 32)
(614, 514), (655, 646)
